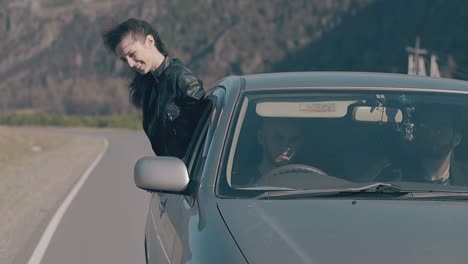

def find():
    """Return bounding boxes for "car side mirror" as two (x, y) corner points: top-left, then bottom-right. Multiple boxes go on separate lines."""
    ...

(134, 156), (190, 193)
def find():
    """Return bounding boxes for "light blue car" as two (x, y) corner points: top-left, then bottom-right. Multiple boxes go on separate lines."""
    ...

(135, 72), (468, 264)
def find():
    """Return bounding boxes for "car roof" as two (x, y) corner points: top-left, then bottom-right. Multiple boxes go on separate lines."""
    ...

(234, 72), (468, 93)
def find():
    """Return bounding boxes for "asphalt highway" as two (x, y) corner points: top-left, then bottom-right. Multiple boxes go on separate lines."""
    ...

(16, 128), (154, 264)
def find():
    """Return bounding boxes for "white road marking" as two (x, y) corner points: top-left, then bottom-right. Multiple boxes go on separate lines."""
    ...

(27, 138), (109, 264)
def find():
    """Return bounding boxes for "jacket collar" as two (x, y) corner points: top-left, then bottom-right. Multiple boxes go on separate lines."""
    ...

(151, 55), (171, 79)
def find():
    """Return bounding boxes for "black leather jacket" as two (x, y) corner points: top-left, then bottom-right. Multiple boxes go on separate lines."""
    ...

(140, 56), (207, 158)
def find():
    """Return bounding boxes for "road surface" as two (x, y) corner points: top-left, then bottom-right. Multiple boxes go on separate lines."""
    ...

(14, 128), (153, 264)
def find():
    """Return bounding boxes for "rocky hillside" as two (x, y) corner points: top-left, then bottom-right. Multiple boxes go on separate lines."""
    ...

(0, 0), (466, 115)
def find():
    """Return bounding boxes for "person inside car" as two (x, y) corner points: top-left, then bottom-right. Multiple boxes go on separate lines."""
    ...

(233, 118), (306, 186)
(374, 104), (468, 185)
(257, 118), (305, 175)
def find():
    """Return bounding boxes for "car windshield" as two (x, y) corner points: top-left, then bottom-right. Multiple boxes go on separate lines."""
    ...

(224, 91), (468, 195)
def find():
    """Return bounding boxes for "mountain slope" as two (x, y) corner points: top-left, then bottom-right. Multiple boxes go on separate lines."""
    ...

(1, 0), (466, 114)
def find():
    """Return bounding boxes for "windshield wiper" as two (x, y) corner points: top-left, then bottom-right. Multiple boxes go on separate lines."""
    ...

(409, 191), (468, 200)
(256, 182), (408, 199)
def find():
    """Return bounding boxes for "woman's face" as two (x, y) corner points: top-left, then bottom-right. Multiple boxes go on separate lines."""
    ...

(115, 33), (155, 75)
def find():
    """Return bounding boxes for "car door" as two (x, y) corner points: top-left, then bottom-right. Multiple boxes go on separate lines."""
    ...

(146, 88), (225, 264)
(171, 87), (226, 263)
(146, 100), (212, 264)
(146, 191), (175, 264)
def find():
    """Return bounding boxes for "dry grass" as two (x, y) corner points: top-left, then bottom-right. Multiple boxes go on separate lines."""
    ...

(0, 126), (106, 264)
(0, 126), (69, 166)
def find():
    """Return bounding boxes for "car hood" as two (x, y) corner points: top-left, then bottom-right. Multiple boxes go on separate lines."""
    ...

(217, 198), (468, 264)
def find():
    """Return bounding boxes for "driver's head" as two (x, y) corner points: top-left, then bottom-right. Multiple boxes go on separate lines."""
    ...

(411, 104), (463, 159)
(257, 118), (304, 165)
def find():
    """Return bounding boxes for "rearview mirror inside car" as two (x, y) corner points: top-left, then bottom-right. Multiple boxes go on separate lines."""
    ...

(352, 106), (403, 123)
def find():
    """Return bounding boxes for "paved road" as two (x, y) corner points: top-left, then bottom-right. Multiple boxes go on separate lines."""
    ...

(16, 129), (154, 264)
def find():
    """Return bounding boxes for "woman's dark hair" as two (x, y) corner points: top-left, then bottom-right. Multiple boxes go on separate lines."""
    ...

(102, 18), (168, 55)
(128, 73), (152, 108)
(102, 18), (168, 108)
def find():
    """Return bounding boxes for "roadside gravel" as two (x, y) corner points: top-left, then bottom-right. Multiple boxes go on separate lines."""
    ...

(0, 126), (107, 264)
